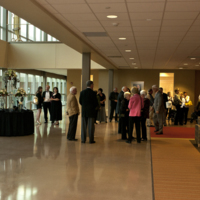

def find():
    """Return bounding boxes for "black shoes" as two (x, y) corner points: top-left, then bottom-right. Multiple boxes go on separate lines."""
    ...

(154, 130), (159, 132)
(90, 141), (96, 144)
(109, 119), (112, 122)
(81, 141), (85, 143)
(126, 140), (131, 144)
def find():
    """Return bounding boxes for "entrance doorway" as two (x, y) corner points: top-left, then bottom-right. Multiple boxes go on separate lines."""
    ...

(159, 73), (174, 96)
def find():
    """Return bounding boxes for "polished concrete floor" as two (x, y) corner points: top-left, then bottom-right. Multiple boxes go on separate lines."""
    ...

(0, 112), (153, 200)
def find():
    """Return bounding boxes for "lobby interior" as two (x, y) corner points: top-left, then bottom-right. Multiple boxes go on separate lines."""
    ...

(1, 0), (200, 200)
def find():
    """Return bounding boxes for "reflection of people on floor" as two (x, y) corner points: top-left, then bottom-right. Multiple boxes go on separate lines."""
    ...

(34, 124), (62, 159)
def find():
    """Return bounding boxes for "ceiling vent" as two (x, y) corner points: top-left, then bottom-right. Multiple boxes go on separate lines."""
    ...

(83, 32), (108, 37)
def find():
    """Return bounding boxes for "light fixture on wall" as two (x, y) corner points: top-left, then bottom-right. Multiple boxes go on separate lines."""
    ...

(107, 15), (118, 19)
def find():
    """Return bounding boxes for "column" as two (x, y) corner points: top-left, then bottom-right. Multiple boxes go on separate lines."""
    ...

(82, 53), (91, 90)
(108, 70), (114, 118)
(43, 72), (47, 89)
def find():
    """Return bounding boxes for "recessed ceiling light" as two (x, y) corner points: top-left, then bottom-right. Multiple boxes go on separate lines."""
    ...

(134, 67), (138, 69)
(195, 65), (199, 66)
(132, 63), (136, 65)
(129, 58), (134, 60)
(119, 37), (126, 40)
(190, 58), (196, 60)
(179, 67), (183, 69)
(146, 19), (152, 21)
(125, 50), (131, 52)
(183, 63), (188, 65)
(107, 15), (118, 19)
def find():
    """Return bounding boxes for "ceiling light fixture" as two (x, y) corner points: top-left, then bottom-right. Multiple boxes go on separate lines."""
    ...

(195, 65), (199, 66)
(125, 50), (131, 52)
(129, 58), (134, 60)
(179, 67), (183, 69)
(190, 58), (196, 60)
(107, 15), (118, 19)
(105, 7), (111, 9)
(132, 63), (136, 65)
(146, 19), (152, 21)
(119, 37), (126, 40)
(134, 67), (138, 69)
(184, 63), (188, 65)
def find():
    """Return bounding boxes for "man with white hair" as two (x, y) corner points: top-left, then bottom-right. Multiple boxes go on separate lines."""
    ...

(66, 86), (80, 141)
(109, 87), (119, 122)
(152, 85), (165, 134)
(116, 86), (128, 133)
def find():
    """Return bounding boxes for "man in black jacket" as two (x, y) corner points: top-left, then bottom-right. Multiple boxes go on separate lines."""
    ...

(79, 80), (98, 144)
(116, 86), (128, 133)
(109, 88), (119, 122)
(159, 87), (168, 126)
(43, 85), (53, 123)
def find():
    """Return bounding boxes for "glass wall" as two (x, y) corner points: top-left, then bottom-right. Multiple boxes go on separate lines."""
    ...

(0, 5), (59, 42)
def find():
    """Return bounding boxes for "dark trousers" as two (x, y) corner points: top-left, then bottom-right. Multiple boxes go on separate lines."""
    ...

(183, 107), (189, 124)
(141, 118), (147, 140)
(81, 117), (95, 143)
(129, 117), (141, 143)
(67, 114), (78, 140)
(109, 105), (118, 121)
(121, 116), (129, 139)
(95, 110), (98, 123)
(43, 102), (51, 122)
(118, 117), (122, 133)
(175, 105), (183, 125)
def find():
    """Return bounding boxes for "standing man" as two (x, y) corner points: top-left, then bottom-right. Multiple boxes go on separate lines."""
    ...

(66, 86), (79, 141)
(109, 87), (119, 122)
(43, 85), (53, 123)
(174, 88), (182, 125)
(79, 81), (98, 144)
(159, 87), (168, 126)
(116, 86), (128, 133)
(152, 85), (165, 135)
(146, 89), (154, 127)
(183, 92), (190, 125)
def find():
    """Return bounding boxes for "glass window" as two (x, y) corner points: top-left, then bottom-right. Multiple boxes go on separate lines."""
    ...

(36, 28), (41, 41)
(28, 74), (35, 94)
(20, 18), (27, 38)
(28, 24), (34, 41)
(0, 69), (2, 89)
(20, 73), (27, 90)
(47, 34), (52, 41)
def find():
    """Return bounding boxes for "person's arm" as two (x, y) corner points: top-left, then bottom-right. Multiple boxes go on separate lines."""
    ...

(128, 98), (133, 110)
(51, 93), (61, 101)
(79, 92), (82, 105)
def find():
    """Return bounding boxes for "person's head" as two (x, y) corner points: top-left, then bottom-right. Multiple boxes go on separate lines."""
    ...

(124, 92), (131, 100)
(127, 88), (131, 93)
(53, 87), (58, 93)
(122, 86), (128, 92)
(86, 80), (94, 90)
(184, 92), (187, 96)
(131, 86), (138, 95)
(148, 89), (153, 95)
(37, 86), (43, 94)
(180, 92), (183, 98)
(159, 87), (163, 94)
(114, 87), (118, 93)
(70, 86), (77, 95)
(46, 85), (50, 92)
(167, 92), (171, 97)
(175, 88), (179, 94)
(152, 85), (158, 93)
(140, 90), (147, 98)
(98, 88), (103, 94)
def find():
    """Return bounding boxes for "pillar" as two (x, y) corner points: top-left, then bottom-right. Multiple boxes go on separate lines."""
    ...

(82, 53), (91, 90)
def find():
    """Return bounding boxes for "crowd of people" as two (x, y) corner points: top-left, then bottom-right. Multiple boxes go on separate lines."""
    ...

(66, 80), (200, 144)
(35, 85), (62, 126)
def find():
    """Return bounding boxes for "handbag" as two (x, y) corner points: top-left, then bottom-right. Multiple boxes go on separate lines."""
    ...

(33, 96), (39, 105)
(166, 101), (172, 108)
(185, 100), (193, 107)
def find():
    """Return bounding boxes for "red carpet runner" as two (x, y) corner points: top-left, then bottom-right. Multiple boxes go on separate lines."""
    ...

(150, 126), (195, 138)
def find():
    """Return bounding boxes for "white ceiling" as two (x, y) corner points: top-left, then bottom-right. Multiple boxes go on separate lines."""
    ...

(33, 0), (200, 69)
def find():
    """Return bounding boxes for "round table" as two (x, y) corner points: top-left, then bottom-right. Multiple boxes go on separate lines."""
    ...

(0, 109), (34, 136)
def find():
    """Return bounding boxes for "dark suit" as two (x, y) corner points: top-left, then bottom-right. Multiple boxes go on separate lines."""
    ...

(163, 93), (168, 124)
(79, 88), (98, 143)
(109, 91), (119, 121)
(42, 91), (53, 122)
(116, 91), (124, 133)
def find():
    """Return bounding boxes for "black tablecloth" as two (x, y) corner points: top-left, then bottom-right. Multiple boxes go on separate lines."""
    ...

(0, 109), (34, 136)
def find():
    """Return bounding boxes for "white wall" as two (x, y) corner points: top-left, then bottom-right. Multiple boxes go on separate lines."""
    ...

(0, 40), (8, 68)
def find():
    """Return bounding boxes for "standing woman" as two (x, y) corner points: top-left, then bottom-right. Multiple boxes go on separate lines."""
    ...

(97, 88), (107, 123)
(127, 87), (144, 144)
(140, 90), (150, 141)
(36, 86), (43, 125)
(167, 92), (173, 121)
(50, 87), (62, 125)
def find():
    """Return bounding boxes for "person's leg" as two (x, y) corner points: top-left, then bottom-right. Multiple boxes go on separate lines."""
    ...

(135, 117), (141, 143)
(179, 108), (184, 125)
(81, 117), (87, 142)
(174, 106), (179, 125)
(73, 114), (78, 139)
(121, 117), (126, 139)
(128, 117), (133, 142)
(67, 115), (73, 139)
(141, 118), (147, 140)
(118, 117), (122, 134)
(43, 103), (48, 122)
(158, 113), (163, 134)
(88, 118), (95, 143)
(109, 106), (114, 121)
(47, 102), (51, 122)
(185, 107), (189, 124)
(68, 114), (78, 140)
(114, 105), (118, 122)
(153, 113), (159, 131)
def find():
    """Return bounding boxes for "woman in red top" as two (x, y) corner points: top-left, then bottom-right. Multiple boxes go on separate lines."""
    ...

(127, 87), (144, 144)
